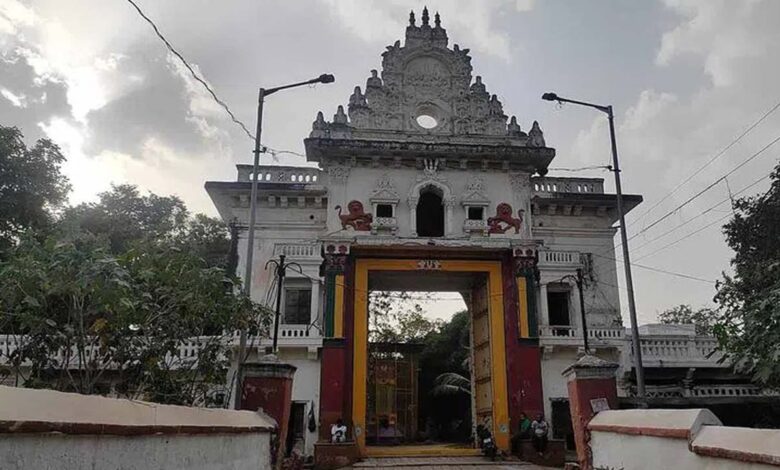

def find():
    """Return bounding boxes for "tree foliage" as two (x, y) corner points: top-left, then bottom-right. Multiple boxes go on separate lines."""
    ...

(0, 233), (269, 405)
(368, 291), (442, 343)
(0, 170), (265, 404)
(713, 163), (780, 386)
(659, 304), (715, 335)
(0, 126), (71, 253)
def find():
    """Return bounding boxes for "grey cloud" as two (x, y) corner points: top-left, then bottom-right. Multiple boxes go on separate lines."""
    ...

(0, 51), (72, 141)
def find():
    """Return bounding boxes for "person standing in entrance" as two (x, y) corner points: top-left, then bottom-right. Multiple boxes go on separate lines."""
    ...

(531, 413), (549, 456)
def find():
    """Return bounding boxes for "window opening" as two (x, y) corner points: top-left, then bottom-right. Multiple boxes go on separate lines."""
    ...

(416, 189), (444, 237)
(376, 204), (393, 218)
(467, 207), (484, 221)
(284, 288), (312, 325)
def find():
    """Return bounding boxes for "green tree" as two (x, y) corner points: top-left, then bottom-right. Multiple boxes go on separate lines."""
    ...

(368, 291), (442, 343)
(0, 233), (269, 405)
(0, 126), (71, 253)
(659, 304), (715, 335)
(713, 162), (780, 386)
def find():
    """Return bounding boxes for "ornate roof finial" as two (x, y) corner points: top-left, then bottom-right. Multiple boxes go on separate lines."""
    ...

(422, 6), (429, 25)
(333, 105), (348, 125)
(409, 10), (415, 26)
(528, 121), (545, 147)
(434, 11), (441, 28)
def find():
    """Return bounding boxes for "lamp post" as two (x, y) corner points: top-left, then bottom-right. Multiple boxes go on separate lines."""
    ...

(541, 92), (646, 401)
(234, 73), (335, 409)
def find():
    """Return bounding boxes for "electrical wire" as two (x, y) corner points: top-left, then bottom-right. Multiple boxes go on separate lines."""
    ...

(628, 138), (780, 241)
(591, 252), (715, 285)
(630, 98), (780, 228)
(125, 0), (306, 160)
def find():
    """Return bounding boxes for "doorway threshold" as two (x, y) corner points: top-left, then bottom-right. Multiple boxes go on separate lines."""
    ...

(365, 444), (480, 457)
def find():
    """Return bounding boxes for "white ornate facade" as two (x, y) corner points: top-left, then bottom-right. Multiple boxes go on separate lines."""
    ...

(204, 9), (765, 457)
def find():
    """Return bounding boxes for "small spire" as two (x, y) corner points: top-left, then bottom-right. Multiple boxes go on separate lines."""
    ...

(434, 11), (441, 28)
(422, 7), (429, 25)
(409, 10), (415, 26)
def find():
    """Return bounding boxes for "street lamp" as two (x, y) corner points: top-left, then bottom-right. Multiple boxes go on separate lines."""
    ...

(541, 92), (646, 401)
(234, 73), (335, 409)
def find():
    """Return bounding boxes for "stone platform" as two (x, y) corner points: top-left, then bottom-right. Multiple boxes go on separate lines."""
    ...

(351, 456), (557, 469)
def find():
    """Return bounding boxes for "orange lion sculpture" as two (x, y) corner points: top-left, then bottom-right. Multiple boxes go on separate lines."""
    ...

(487, 202), (524, 234)
(335, 200), (373, 231)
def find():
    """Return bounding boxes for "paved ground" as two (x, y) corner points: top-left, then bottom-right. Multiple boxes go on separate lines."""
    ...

(351, 456), (557, 469)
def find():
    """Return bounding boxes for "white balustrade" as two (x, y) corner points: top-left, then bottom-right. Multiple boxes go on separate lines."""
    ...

(236, 165), (321, 184)
(532, 177), (604, 195)
(538, 250), (582, 267)
(273, 243), (320, 259)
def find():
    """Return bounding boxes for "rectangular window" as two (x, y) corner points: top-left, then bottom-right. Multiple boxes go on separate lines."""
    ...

(284, 288), (312, 325)
(467, 207), (484, 220)
(376, 204), (393, 218)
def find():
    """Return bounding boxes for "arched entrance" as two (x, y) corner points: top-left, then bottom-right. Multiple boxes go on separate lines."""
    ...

(352, 259), (511, 455)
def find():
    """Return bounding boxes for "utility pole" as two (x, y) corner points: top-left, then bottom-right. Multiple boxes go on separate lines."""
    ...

(561, 268), (589, 353)
(233, 74), (334, 410)
(542, 92), (646, 402)
(265, 254), (302, 354)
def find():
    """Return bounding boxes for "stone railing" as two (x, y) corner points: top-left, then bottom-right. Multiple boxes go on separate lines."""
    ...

(634, 336), (727, 367)
(532, 177), (604, 195)
(273, 242), (320, 260)
(1, 330), (323, 369)
(236, 164), (322, 184)
(539, 325), (625, 343)
(538, 250), (583, 268)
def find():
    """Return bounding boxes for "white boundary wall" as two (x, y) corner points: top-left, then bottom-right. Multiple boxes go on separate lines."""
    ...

(0, 386), (275, 470)
(589, 409), (780, 470)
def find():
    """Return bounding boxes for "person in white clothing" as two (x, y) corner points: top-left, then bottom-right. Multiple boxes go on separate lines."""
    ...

(530, 413), (549, 456)
(331, 418), (347, 443)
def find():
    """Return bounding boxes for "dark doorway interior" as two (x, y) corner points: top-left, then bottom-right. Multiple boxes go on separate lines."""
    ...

(547, 291), (571, 336)
(416, 189), (444, 237)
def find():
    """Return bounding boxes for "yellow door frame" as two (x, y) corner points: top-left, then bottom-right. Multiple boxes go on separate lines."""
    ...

(353, 259), (510, 454)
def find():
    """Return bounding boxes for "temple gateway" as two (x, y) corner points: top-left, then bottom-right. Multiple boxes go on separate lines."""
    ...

(207, 9), (642, 458)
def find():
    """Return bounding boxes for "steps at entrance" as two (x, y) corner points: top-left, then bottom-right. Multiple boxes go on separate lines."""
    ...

(366, 445), (480, 458)
(353, 456), (551, 468)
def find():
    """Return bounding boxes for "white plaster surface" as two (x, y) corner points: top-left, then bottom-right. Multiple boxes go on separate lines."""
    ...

(590, 409), (780, 470)
(590, 408), (721, 436)
(0, 385), (275, 430)
(0, 433), (271, 470)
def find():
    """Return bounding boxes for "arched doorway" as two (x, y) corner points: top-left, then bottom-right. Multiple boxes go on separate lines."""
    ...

(416, 187), (444, 237)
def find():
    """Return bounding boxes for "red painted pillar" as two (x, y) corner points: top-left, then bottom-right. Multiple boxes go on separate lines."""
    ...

(240, 360), (297, 467)
(319, 338), (347, 441)
(504, 251), (545, 433)
(562, 355), (619, 470)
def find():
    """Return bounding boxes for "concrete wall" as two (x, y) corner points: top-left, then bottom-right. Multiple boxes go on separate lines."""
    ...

(2, 433), (270, 470)
(0, 386), (275, 470)
(589, 409), (780, 470)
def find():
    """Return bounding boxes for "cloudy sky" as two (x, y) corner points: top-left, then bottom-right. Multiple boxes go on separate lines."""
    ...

(1, 0), (779, 323)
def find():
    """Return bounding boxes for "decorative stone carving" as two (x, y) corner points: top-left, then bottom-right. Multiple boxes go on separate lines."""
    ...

(335, 201), (372, 231)
(325, 165), (350, 184)
(370, 174), (400, 202)
(487, 203), (524, 234)
(528, 121), (546, 147)
(461, 176), (489, 205)
(307, 9), (546, 145)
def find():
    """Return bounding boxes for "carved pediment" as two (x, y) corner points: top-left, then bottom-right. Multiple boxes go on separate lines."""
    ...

(370, 174), (400, 203)
(461, 177), (489, 205)
(309, 8), (546, 146)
